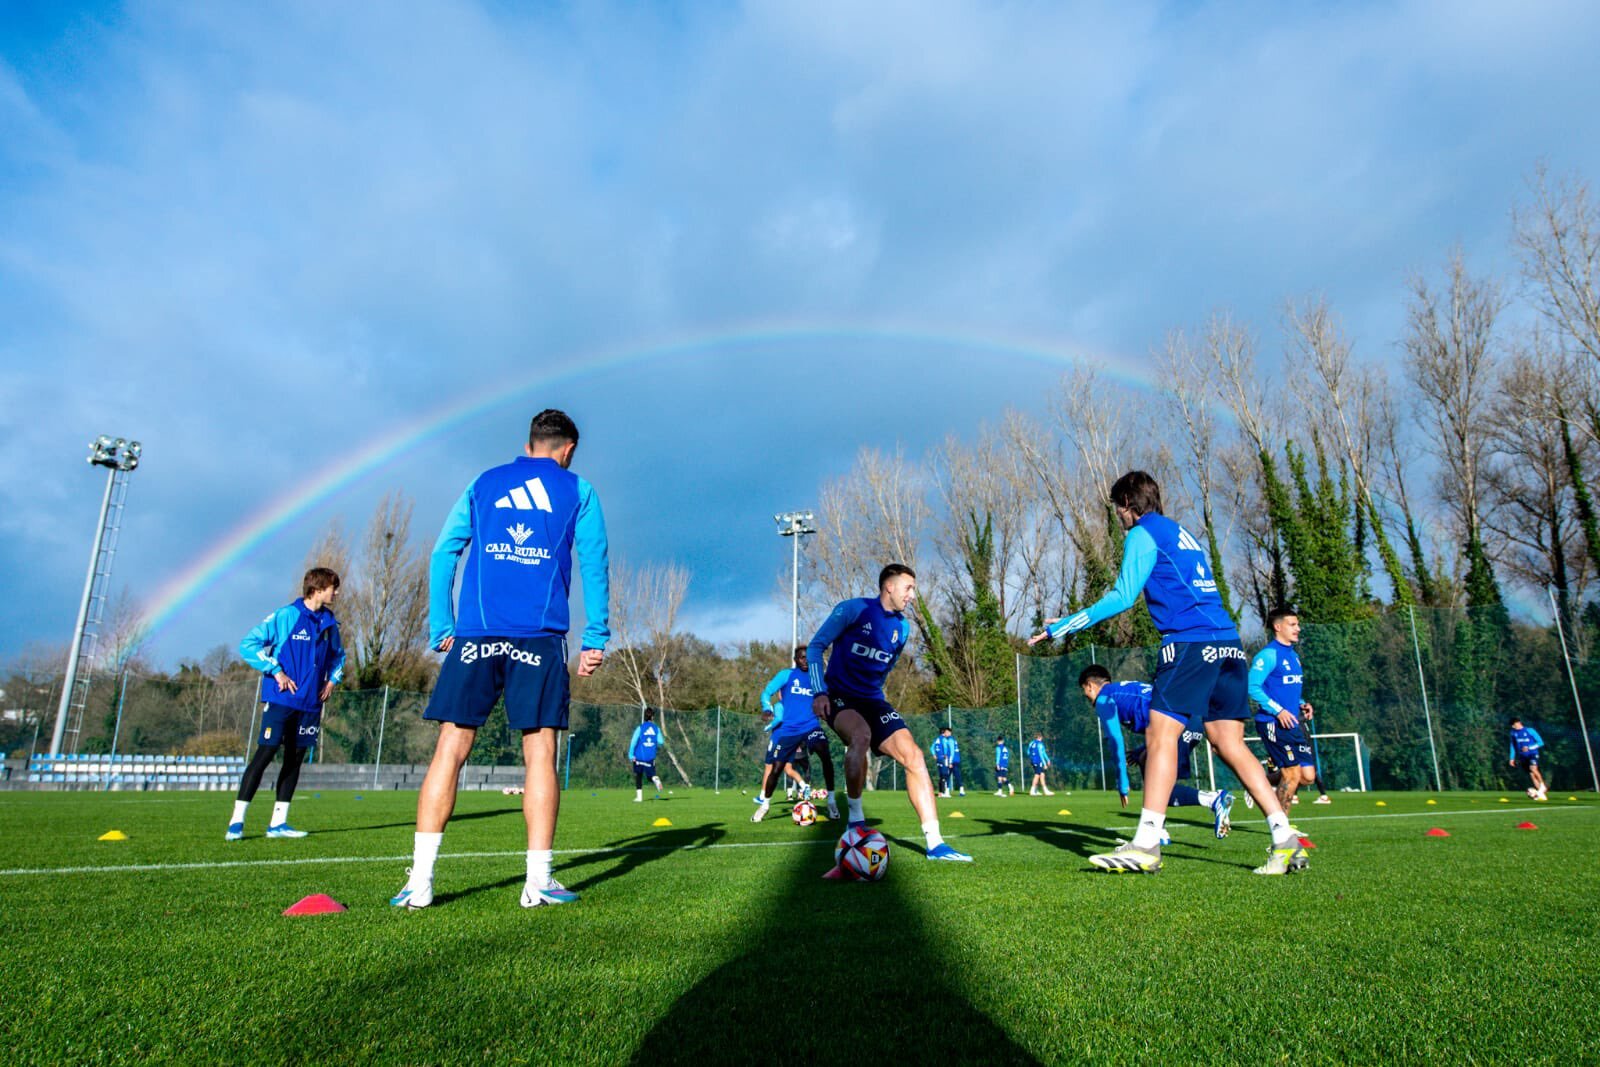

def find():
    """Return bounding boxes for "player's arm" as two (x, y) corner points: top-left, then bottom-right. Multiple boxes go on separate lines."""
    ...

(627, 724), (642, 760)
(1508, 734), (1517, 764)
(241, 607), (297, 693)
(428, 487), (475, 652)
(805, 600), (866, 696)
(1529, 727), (1544, 750)
(1031, 528), (1157, 643)
(1096, 698), (1130, 801)
(1247, 648), (1296, 726)
(759, 670), (787, 715)
(573, 478), (611, 675)
(321, 622), (346, 702)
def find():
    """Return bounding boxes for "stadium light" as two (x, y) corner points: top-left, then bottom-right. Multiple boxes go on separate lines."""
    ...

(51, 435), (142, 756)
(774, 511), (817, 651)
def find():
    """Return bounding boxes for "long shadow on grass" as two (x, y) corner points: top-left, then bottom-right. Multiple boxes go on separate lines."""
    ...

(973, 817), (1253, 870)
(629, 823), (1040, 1066)
(559, 823), (727, 893)
(310, 808), (520, 836)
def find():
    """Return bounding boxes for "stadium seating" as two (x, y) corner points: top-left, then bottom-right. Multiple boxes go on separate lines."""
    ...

(23, 752), (247, 791)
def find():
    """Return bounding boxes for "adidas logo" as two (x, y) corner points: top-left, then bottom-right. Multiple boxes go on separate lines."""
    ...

(507, 523), (535, 546)
(862, 622), (872, 633)
(494, 477), (553, 512)
(291, 628), (311, 641)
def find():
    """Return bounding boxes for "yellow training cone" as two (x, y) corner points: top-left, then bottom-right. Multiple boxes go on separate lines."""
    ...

(651, 817), (672, 827)
(1375, 801), (1387, 807)
(1426, 799), (1437, 805)
(98, 830), (128, 841)
(1570, 796), (1579, 801)
(948, 811), (965, 818)
(1057, 809), (1072, 816)
(1498, 797), (1509, 803)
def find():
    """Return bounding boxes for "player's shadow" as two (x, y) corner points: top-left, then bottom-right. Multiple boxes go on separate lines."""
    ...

(628, 835), (1040, 1066)
(312, 808), (517, 836)
(972, 817), (1120, 859)
(559, 823), (728, 893)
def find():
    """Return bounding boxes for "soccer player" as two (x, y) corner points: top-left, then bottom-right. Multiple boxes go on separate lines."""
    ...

(1509, 719), (1548, 800)
(628, 708), (664, 802)
(993, 735), (1014, 796)
(755, 713), (808, 803)
(1079, 665), (1234, 838)
(806, 564), (971, 863)
(1029, 471), (1305, 875)
(1248, 606), (1317, 808)
(391, 409), (609, 910)
(227, 567), (345, 840)
(1025, 733), (1054, 796)
(758, 647), (839, 818)
(932, 727), (965, 797)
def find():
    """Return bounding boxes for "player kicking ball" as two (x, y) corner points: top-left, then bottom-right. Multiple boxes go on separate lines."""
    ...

(807, 565), (971, 868)
(1079, 665), (1234, 840)
(1031, 471), (1305, 876)
(1509, 719), (1548, 800)
(760, 647), (839, 818)
(391, 409), (610, 911)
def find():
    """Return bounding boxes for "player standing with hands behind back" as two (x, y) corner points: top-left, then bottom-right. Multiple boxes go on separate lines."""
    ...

(392, 409), (609, 910)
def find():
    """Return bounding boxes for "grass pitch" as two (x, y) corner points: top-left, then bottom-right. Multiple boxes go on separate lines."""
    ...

(3, 786), (1596, 1065)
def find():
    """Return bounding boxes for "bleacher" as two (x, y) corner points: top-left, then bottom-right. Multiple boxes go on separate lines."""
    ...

(25, 753), (246, 791)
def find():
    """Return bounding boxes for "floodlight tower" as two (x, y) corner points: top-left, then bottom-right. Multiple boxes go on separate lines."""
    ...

(51, 435), (141, 756)
(774, 511), (817, 651)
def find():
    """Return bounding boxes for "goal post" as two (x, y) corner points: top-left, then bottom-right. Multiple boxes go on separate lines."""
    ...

(1205, 731), (1369, 793)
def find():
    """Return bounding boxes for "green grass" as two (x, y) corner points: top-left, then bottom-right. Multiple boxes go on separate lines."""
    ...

(2, 786), (1596, 1065)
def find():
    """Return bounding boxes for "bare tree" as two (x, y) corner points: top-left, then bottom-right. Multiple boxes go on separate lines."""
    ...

(608, 560), (695, 785)
(1515, 166), (1600, 402)
(1403, 251), (1506, 564)
(808, 446), (931, 615)
(299, 519), (352, 595)
(100, 587), (153, 672)
(344, 493), (431, 688)
(1158, 328), (1238, 615)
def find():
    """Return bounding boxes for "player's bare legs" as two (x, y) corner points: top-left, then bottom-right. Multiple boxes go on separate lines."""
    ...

(1207, 719), (1286, 817)
(831, 706), (872, 803)
(417, 723), (477, 833)
(877, 729), (938, 826)
(521, 727), (559, 850)
(1139, 713), (1185, 817)
(1529, 764), (1547, 795)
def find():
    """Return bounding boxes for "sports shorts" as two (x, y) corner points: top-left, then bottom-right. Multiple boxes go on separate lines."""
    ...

(632, 760), (657, 777)
(1151, 640), (1250, 725)
(1256, 718), (1314, 768)
(823, 693), (908, 755)
(259, 703), (320, 748)
(425, 635), (569, 730)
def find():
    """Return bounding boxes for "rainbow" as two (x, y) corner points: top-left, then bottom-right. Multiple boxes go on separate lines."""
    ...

(133, 318), (1205, 638)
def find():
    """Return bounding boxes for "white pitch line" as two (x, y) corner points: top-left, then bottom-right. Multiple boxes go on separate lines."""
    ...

(0, 837), (836, 878)
(1095, 804), (1594, 832)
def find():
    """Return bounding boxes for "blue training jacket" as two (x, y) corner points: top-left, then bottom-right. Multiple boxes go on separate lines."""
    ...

(1510, 726), (1544, 760)
(1047, 512), (1237, 644)
(1248, 641), (1304, 724)
(240, 599), (345, 712)
(628, 721), (662, 761)
(995, 741), (1010, 771)
(428, 455), (610, 649)
(762, 668), (820, 737)
(1093, 681), (1152, 797)
(807, 597), (911, 699)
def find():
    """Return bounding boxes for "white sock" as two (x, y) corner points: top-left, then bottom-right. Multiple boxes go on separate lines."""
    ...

(231, 800), (249, 825)
(1131, 808), (1166, 849)
(1198, 789), (1220, 807)
(652, 777), (663, 791)
(527, 848), (553, 888)
(848, 796), (864, 823)
(922, 820), (944, 849)
(413, 831), (443, 883)
(271, 801), (290, 825)
(634, 789), (642, 800)
(1267, 811), (1293, 843)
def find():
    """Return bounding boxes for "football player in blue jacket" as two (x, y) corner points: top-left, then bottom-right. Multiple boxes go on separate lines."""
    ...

(628, 708), (665, 802)
(1509, 718), (1548, 799)
(393, 409), (610, 911)
(227, 567), (345, 840)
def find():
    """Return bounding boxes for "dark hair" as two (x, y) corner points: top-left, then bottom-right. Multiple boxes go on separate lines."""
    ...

(644, 708), (655, 721)
(529, 408), (580, 449)
(793, 645), (806, 658)
(940, 726), (952, 734)
(1109, 470), (1163, 517)
(1510, 718), (1523, 728)
(878, 563), (916, 589)
(1267, 605), (1299, 630)
(303, 567), (341, 597)
(1078, 664), (1111, 688)
(995, 734), (1005, 742)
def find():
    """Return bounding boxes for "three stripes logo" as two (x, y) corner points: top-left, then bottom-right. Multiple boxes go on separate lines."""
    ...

(494, 477), (553, 513)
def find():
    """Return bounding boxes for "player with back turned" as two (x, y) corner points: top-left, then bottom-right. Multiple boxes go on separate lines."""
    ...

(391, 409), (610, 910)
(1030, 471), (1306, 875)
(628, 709), (664, 802)
(807, 564), (971, 865)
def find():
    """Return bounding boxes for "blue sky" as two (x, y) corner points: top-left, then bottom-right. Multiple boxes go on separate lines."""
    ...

(3, 1), (1600, 668)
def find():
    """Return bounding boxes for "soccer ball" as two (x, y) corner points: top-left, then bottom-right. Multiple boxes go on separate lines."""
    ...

(1527, 787), (1539, 799)
(834, 825), (890, 881)
(791, 800), (818, 826)
(812, 788), (829, 801)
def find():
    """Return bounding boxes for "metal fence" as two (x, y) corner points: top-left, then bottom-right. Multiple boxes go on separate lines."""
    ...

(3, 607), (1596, 795)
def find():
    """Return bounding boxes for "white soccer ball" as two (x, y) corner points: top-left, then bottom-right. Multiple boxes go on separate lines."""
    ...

(792, 800), (818, 826)
(835, 825), (890, 881)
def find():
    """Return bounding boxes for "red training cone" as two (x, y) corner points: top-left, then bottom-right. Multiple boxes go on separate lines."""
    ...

(1425, 828), (1450, 837)
(283, 893), (347, 916)
(1515, 821), (1538, 830)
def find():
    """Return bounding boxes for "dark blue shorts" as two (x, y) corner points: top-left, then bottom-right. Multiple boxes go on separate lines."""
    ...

(259, 703), (320, 748)
(805, 728), (831, 753)
(1516, 754), (1540, 770)
(1129, 719), (1204, 780)
(996, 767), (1010, 780)
(764, 738), (780, 765)
(1029, 762), (1045, 775)
(632, 760), (656, 776)
(770, 730), (812, 766)
(824, 693), (908, 755)
(1152, 640), (1250, 725)
(425, 636), (569, 730)
(1256, 719), (1314, 768)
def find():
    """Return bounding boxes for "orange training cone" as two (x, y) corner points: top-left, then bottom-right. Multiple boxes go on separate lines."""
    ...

(1516, 821), (1538, 830)
(1425, 828), (1450, 837)
(283, 894), (346, 916)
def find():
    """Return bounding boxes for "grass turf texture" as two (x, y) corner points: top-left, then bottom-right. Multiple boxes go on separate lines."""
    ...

(2, 789), (1596, 1065)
